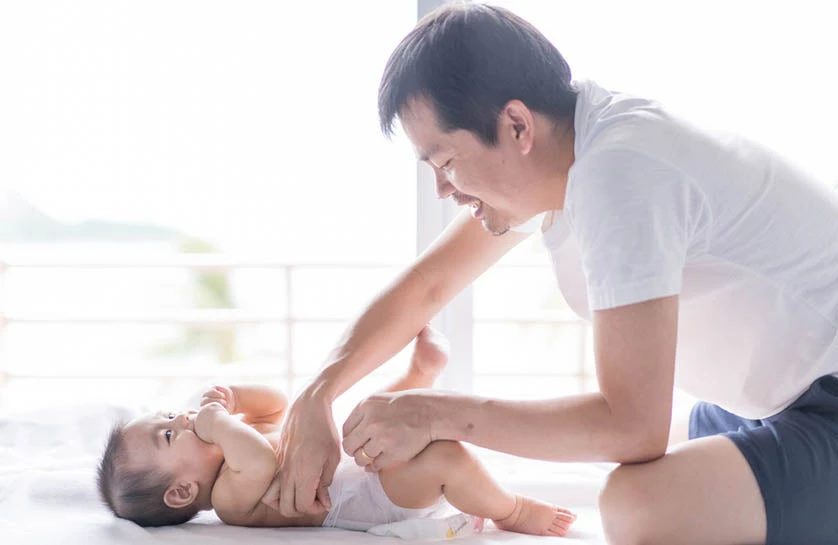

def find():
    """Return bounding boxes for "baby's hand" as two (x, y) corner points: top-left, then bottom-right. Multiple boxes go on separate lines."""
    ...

(200, 385), (237, 414)
(195, 401), (229, 443)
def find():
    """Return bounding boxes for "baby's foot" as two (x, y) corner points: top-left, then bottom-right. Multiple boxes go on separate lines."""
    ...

(442, 513), (485, 538)
(408, 325), (449, 379)
(493, 495), (577, 537)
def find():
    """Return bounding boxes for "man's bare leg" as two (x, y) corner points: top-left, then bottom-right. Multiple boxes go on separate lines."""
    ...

(382, 324), (449, 392)
(599, 435), (766, 545)
(379, 440), (577, 537)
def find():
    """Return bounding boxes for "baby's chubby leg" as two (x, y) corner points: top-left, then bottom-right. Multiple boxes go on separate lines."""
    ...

(382, 324), (449, 392)
(378, 441), (576, 537)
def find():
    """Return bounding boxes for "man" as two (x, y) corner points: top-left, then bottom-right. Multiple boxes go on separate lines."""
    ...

(266, 5), (838, 544)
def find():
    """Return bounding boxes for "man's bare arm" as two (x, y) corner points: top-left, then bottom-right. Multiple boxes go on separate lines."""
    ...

(437, 295), (677, 463)
(346, 295), (678, 468)
(313, 210), (529, 402)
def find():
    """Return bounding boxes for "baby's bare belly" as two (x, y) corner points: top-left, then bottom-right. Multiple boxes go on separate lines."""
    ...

(246, 428), (328, 527)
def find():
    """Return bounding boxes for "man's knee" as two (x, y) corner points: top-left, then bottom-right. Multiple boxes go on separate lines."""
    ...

(598, 464), (660, 545)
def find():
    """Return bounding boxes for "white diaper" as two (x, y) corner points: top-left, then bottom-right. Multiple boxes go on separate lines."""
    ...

(322, 459), (450, 532)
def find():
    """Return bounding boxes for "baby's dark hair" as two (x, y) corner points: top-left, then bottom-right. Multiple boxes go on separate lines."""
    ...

(97, 424), (199, 527)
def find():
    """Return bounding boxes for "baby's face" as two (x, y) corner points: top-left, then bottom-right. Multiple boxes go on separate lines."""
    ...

(122, 410), (224, 484)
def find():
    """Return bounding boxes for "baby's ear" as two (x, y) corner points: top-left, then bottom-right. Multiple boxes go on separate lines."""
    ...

(163, 480), (199, 509)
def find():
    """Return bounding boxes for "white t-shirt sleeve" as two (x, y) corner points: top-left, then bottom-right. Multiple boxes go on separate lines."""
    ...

(567, 148), (709, 310)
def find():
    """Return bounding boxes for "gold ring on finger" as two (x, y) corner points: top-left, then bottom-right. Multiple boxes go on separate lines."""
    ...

(359, 446), (374, 461)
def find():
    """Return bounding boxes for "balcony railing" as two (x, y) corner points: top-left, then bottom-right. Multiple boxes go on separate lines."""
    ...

(0, 256), (592, 395)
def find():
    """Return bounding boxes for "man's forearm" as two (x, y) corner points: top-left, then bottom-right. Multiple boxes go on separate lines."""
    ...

(311, 267), (442, 402)
(431, 391), (668, 464)
(306, 213), (526, 405)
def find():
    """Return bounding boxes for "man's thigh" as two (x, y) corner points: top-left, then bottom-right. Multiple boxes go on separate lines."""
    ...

(599, 435), (766, 545)
(686, 376), (838, 545)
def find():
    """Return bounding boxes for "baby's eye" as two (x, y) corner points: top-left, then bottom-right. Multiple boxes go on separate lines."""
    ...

(440, 159), (452, 171)
(165, 430), (172, 444)
(167, 413), (175, 420)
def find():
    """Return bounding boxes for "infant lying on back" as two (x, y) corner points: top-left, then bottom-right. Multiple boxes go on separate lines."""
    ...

(97, 327), (576, 537)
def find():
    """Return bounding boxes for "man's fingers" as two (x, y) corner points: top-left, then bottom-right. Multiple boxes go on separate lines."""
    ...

(341, 406), (365, 440)
(278, 470), (323, 517)
(341, 415), (368, 456)
(343, 433), (371, 458)
(369, 451), (396, 473)
(318, 455), (338, 510)
(352, 447), (370, 467)
(315, 483), (331, 511)
(260, 477), (282, 508)
(278, 474), (298, 518)
(363, 439), (383, 458)
(295, 481), (323, 515)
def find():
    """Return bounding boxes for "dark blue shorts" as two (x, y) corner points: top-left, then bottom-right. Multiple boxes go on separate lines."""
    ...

(690, 375), (838, 545)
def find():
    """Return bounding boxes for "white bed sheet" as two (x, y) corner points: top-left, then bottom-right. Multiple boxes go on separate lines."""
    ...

(0, 404), (607, 544)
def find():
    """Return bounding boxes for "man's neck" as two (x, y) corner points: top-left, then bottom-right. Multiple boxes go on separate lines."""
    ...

(532, 117), (575, 212)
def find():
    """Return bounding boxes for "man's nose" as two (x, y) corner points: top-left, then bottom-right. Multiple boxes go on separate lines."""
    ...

(434, 170), (455, 199)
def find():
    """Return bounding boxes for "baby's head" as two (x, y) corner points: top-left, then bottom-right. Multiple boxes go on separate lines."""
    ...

(97, 410), (224, 527)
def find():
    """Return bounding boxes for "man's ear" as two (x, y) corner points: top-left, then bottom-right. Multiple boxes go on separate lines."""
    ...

(163, 480), (199, 509)
(501, 100), (534, 155)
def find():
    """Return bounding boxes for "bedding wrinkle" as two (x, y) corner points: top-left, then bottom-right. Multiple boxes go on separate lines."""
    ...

(0, 404), (607, 543)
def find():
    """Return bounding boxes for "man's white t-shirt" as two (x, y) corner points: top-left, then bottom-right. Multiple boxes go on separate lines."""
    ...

(543, 79), (838, 419)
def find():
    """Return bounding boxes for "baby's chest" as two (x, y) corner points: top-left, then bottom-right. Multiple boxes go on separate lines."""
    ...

(251, 424), (282, 450)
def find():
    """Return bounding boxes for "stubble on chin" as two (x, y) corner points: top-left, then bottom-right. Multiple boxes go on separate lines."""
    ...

(483, 220), (510, 237)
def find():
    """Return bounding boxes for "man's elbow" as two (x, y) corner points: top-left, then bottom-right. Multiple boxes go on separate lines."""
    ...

(612, 427), (669, 464)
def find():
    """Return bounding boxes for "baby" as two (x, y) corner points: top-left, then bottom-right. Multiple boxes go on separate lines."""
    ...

(97, 326), (577, 537)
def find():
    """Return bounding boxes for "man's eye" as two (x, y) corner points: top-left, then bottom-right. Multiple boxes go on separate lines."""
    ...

(165, 430), (172, 444)
(168, 413), (175, 420)
(440, 160), (452, 171)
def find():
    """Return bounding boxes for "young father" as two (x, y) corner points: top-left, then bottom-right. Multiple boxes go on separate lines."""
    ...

(267, 5), (838, 544)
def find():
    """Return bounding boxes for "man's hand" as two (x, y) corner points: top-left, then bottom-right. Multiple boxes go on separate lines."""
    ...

(200, 385), (238, 414)
(268, 388), (341, 517)
(194, 401), (229, 443)
(342, 389), (437, 472)
(260, 473), (282, 509)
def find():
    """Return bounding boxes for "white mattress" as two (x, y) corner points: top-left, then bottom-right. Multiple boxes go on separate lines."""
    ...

(0, 404), (607, 544)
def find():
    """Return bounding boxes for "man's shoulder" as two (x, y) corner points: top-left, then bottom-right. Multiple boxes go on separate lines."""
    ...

(576, 81), (672, 146)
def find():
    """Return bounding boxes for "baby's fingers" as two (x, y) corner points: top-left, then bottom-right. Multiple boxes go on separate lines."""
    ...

(200, 392), (224, 406)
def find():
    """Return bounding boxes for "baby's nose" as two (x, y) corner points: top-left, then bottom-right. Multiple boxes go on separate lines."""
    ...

(174, 413), (190, 429)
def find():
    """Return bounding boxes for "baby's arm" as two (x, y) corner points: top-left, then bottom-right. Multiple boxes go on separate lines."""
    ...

(201, 384), (289, 426)
(195, 403), (277, 524)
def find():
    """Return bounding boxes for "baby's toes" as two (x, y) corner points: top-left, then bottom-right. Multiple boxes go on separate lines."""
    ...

(548, 520), (569, 537)
(557, 509), (577, 523)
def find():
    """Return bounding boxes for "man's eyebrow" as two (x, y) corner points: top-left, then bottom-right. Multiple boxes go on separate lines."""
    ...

(418, 144), (442, 163)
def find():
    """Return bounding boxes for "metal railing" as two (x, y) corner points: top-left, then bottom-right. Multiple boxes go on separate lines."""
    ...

(0, 256), (592, 393)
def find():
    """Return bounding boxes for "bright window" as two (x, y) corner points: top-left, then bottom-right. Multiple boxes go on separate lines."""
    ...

(2, 1), (836, 417)
(0, 1), (419, 413)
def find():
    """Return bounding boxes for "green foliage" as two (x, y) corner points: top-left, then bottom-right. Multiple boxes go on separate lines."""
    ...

(151, 237), (238, 364)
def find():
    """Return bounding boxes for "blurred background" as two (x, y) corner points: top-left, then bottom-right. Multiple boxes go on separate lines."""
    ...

(1, 0), (836, 424)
